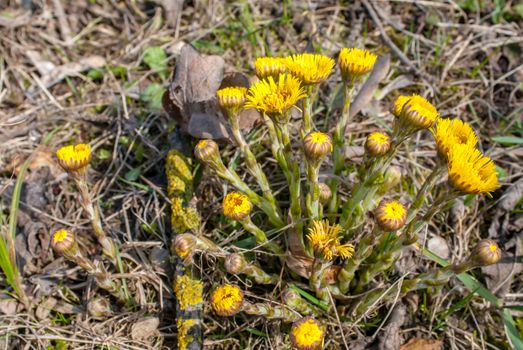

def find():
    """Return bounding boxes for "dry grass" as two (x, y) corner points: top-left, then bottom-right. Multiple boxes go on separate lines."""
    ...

(0, 0), (522, 349)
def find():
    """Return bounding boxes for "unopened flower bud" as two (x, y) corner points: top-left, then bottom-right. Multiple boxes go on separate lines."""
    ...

(470, 239), (501, 266)
(303, 131), (332, 162)
(282, 288), (301, 307)
(194, 140), (220, 164)
(290, 317), (325, 350)
(224, 253), (247, 275)
(254, 57), (287, 79)
(381, 166), (402, 192)
(210, 284), (244, 316)
(374, 199), (407, 232)
(56, 144), (91, 172)
(172, 233), (197, 258)
(222, 191), (252, 221)
(51, 229), (78, 256)
(318, 183), (332, 205)
(365, 131), (391, 157)
(393, 94), (439, 129)
(87, 296), (112, 319)
(217, 87), (247, 113)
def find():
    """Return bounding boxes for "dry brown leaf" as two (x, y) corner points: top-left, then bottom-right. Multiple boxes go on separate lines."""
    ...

(378, 304), (406, 350)
(131, 317), (160, 340)
(400, 338), (443, 350)
(164, 43), (229, 140)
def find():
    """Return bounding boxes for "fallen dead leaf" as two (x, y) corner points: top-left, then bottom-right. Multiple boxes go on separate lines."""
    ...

(131, 316), (160, 340)
(400, 338), (443, 350)
(164, 43), (229, 140)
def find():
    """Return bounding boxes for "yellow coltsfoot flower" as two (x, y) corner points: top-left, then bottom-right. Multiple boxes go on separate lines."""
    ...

(51, 229), (78, 255)
(254, 57), (287, 79)
(56, 143), (91, 172)
(365, 131), (391, 157)
(338, 48), (377, 82)
(447, 143), (499, 195)
(303, 131), (333, 162)
(245, 74), (305, 119)
(284, 53), (335, 85)
(432, 118), (477, 157)
(289, 317), (325, 350)
(374, 199), (407, 232)
(393, 94), (439, 129)
(470, 239), (502, 266)
(210, 284), (244, 316)
(307, 220), (354, 260)
(216, 86), (247, 113)
(222, 191), (253, 221)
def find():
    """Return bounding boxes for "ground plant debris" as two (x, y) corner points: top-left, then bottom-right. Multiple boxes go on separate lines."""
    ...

(0, 1), (522, 350)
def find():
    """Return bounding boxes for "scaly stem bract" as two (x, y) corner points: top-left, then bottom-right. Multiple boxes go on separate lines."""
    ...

(227, 110), (280, 217)
(328, 83), (353, 215)
(406, 163), (445, 224)
(309, 258), (331, 302)
(241, 216), (283, 255)
(305, 162), (321, 220)
(301, 85), (314, 138)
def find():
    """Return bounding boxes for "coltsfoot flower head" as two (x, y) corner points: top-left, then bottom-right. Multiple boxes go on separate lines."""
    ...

(307, 220), (354, 260)
(447, 143), (499, 195)
(365, 131), (391, 157)
(51, 229), (78, 255)
(217, 86), (247, 113)
(194, 139), (220, 163)
(210, 284), (244, 316)
(338, 48), (377, 82)
(470, 239), (501, 266)
(374, 199), (407, 232)
(290, 317), (325, 350)
(224, 253), (247, 275)
(56, 144), (91, 172)
(222, 191), (253, 221)
(432, 118), (477, 157)
(395, 94), (439, 129)
(255, 57), (287, 79)
(172, 233), (197, 258)
(318, 183), (332, 205)
(284, 53), (335, 85)
(303, 131), (333, 162)
(245, 74), (305, 119)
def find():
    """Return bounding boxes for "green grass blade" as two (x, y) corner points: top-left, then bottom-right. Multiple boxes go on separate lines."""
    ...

(422, 248), (501, 307)
(502, 308), (523, 350)
(289, 284), (329, 311)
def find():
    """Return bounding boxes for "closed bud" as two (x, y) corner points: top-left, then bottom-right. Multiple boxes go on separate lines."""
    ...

(217, 87), (247, 113)
(172, 233), (196, 258)
(303, 131), (332, 162)
(224, 253), (247, 275)
(365, 132), (391, 157)
(470, 239), (501, 266)
(51, 229), (78, 256)
(318, 183), (332, 205)
(282, 288), (301, 307)
(194, 139), (220, 163)
(374, 199), (407, 232)
(210, 284), (244, 316)
(382, 166), (402, 192)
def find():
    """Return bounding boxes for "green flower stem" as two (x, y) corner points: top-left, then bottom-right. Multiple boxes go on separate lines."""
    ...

(207, 157), (284, 228)
(328, 83), (353, 214)
(240, 216), (283, 255)
(337, 228), (381, 293)
(301, 86), (314, 138)
(243, 302), (299, 322)
(241, 263), (279, 284)
(227, 111), (280, 216)
(406, 164), (445, 224)
(264, 114), (292, 184)
(276, 122), (304, 248)
(338, 152), (395, 229)
(64, 250), (128, 303)
(309, 258), (331, 302)
(305, 161), (321, 220)
(73, 174), (117, 263)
